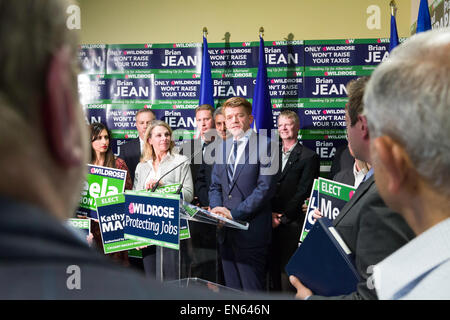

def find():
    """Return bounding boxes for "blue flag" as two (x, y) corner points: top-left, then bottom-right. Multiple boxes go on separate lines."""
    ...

(389, 14), (399, 52)
(252, 36), (273, 132)
(416, 0), (432, 33)
(199, 36), (214, 107)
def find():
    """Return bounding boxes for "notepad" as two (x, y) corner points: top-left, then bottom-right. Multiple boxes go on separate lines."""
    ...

(285, 218), (361, 296)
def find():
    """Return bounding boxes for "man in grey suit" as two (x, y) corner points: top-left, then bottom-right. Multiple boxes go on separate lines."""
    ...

(289, 77), (416, 300)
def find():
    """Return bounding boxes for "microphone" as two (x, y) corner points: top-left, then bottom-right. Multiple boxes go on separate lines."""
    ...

(150, 145), (203, 193)
(175, 166), (190, 195)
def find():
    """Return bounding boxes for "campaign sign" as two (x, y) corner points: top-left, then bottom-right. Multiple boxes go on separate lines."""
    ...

(78, 44), (107, 74)
(66, 218), (91, 238)
(109, 75), (153, 104)
(96, 193), (148, 254)
(160, 108), (197, 132)
(83, 104), (107, 125)
(123, 191), (180, 250)
(299, 179), (319, 243)
(299, 107), (346, 131)
(154, 78), (200, 101)
(302, 139), (346, 162)
(317, 177), (356, 221)
(77, 164), (127, 218)
(77, 74), (109, 105)
(303, 39), (390, 68)
(299, 178), (356, 244)
(143, 184), (190, 240)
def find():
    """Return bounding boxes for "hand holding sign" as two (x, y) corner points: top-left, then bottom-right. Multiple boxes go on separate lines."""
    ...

(312, 209), (323, 221)
(299, 178), (356, 244)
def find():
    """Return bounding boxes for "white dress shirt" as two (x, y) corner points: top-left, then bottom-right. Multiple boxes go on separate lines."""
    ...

(139, 137), (145, 154)
(353, 163), (367, 188)
(133, 152), (194, 203)
(373, 218), (450, 299)
(228, 129), (252, 173)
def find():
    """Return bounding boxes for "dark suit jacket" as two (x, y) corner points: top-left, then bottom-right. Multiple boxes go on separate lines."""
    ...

(195, 138), (223, 207)
(209, 132), (278, 249)
(310, 176), (416, 300)
(330, 144), (354, 179)
(0, 195), (216, 299)
(178, 138), (203, 183)
(119, 138), (141, 183)
(271, 142), (320, 224)
(333, 167), (355, 186)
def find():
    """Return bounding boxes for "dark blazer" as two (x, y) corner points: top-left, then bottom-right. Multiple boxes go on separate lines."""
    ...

(209, 132), (278, 249)
(271, 142), (320, 224)
(310, 175), (416, 300)
(195, 138), (223, 207)
(119, 138), (141, 183)
(269, 142), (320, 292)
(333, 167), (355, 186)
(195, 161), (213, 207)
(178, 138), (203, 184)
(330, 144), (354, 179)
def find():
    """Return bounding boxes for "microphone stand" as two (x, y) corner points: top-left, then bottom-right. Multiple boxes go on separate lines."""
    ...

(150, 145), (204, 192)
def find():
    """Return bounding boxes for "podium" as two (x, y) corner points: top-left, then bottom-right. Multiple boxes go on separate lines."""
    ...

(92, 190), (248, 287)
(165, 277), (245, 295)
(156, 201), (248, 284)
(180, 201), (249, 230)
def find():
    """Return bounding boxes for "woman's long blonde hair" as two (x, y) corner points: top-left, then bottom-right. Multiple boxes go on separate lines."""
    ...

(141, 120), (175, 162)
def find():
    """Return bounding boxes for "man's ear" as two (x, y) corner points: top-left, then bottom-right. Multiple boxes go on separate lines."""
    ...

(42, 46), (83, 168)
(358, 115), (370, 140)
(248, 114), (254, 125)
(372, 136), (409, 194)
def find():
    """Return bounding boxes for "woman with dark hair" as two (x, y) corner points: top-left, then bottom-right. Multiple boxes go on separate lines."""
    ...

(89, 122), (132, 266)
(90, 122), (132, 190)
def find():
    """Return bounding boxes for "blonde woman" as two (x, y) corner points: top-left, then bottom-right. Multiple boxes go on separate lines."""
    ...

(133, 120), (193, 202)
(133, 120), (193, 280)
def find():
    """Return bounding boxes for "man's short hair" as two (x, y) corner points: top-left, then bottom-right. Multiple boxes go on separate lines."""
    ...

(195, 104), (215, 116)
(345, 77), (370, 126)
(364, 28), (450, 193)
(0, 0), (78, 121)
(222, 97), (252, 115)
(213, 106), (224, 118)
(136, 108), (156, 120)
(0, 0), (78, 148)
(278, 110), (300, 128)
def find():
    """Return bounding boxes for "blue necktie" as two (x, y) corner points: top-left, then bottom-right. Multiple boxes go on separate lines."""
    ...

(227, 140), (238, 186)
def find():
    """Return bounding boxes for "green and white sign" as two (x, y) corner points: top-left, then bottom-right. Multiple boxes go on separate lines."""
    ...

(317, 177), (356, 220)
(299, 178), (356, 244)
(123, 191), (181, 250)
(96, 193), (148, 254)
(77, 164), (127, 218)
(67, 218), (91, 239)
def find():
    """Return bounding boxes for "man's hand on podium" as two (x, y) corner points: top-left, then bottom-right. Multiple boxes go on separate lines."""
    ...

(211, 207), (233, 227)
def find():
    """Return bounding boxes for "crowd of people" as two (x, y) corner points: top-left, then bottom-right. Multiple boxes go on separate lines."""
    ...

(0, 0), (449, 300)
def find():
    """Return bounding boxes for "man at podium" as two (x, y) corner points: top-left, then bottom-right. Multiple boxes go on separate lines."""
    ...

(209, 97), (278, 292)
